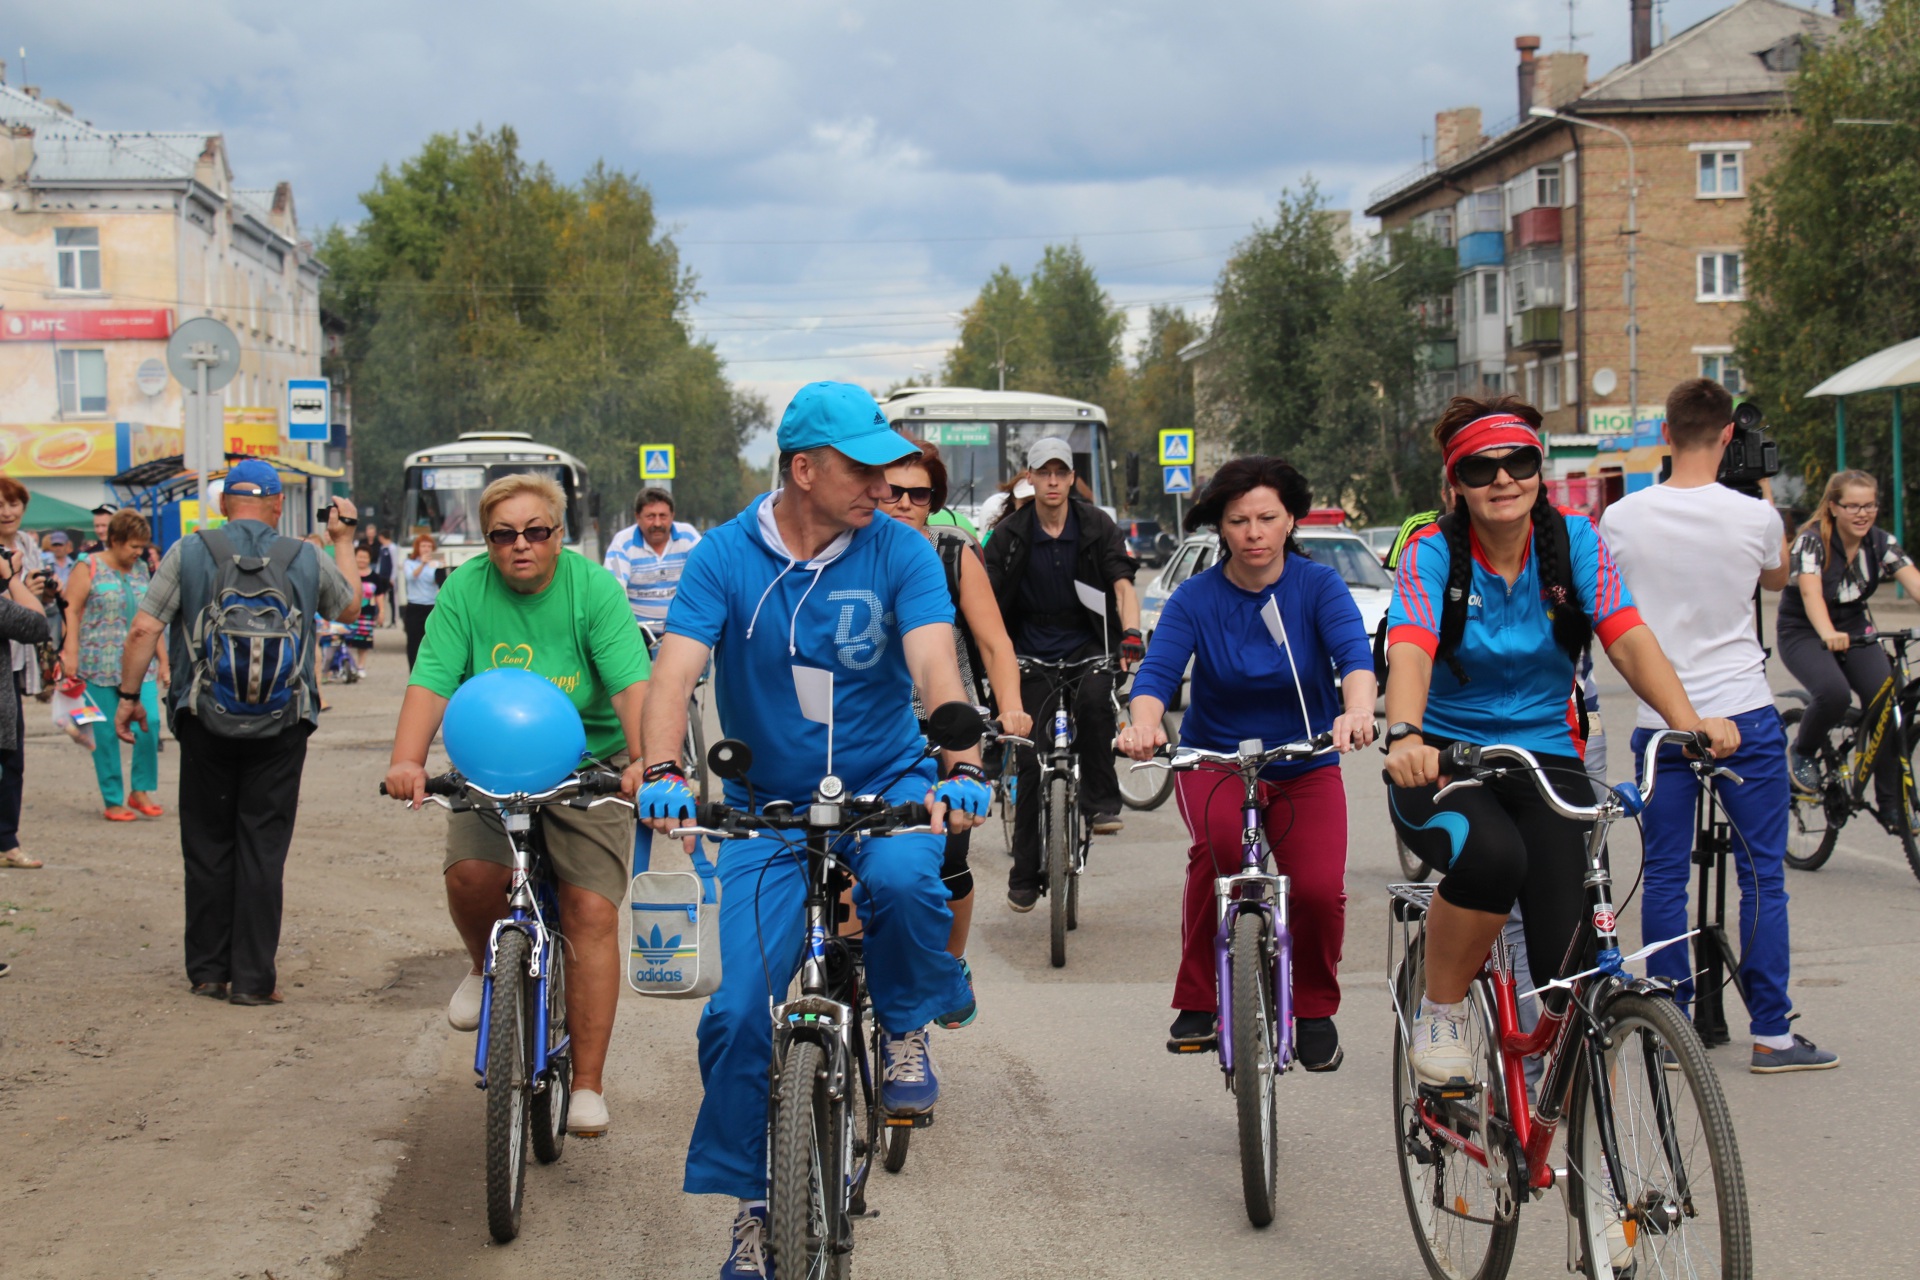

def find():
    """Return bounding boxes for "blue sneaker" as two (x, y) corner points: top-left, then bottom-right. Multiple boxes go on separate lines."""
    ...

(720, 1203), (772, 1279)
(1751, 1032), (1840, 1073)
(936, 959), (976, 1030)
(880, 1027), (939, 1115)
(1788, 747), (1822, 796)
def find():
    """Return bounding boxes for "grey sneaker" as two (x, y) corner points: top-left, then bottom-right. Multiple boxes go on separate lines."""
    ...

(1751, 1033), (1839, 1073)
(1007, 886), (1039, 913)
(1788, 747), (1822, 796)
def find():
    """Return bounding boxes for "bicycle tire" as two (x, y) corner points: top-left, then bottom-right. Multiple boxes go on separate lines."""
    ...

(1048, 775), (1070, 968)
(1779, 708), (1839, 871)
(1566, 992), (1750, 1280)
(1066, 818), (1082, 933)
(685, 694), (710, 804)
(484, 929), (532, 1244)
(1390, 937), (1518, 1280)
(769, 1039), (843, 1280)
(1230, 913), (1279, 1228)
(1900, 763), (1920, 886)
(530, 938), (569, 1165)
(1116, 711), (1176, 811)
(1396, 833), (1433, 882)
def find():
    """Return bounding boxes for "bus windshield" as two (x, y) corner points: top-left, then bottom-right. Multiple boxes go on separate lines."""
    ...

(908, 421), (1108, 507)
(404, 463), (580, 546)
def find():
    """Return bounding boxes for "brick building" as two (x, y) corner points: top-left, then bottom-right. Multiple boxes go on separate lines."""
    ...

(1365, 0), (1839, 503)
(0, 75), (332, 524)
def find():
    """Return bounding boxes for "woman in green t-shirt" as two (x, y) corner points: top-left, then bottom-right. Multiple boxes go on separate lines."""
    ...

(385, 473), (653, 1139)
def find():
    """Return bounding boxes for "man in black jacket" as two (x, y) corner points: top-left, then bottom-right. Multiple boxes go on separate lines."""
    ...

(984, 437), (1142, 911)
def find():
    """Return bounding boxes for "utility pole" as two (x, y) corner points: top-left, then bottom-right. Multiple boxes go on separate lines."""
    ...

(1531, 107), (1638, 424)
(948, 312), (1010, 390)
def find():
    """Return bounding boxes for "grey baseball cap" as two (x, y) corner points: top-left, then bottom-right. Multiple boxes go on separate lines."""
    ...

(1026, 437), (1074, 471)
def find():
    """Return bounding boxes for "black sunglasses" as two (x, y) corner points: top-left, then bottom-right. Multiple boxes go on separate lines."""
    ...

(486, 524), (558, 547)
(1454, 447), (1543, 489)
(883, 484), (934, 507)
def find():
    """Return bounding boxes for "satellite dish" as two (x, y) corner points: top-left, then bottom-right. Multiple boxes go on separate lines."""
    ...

(1592, 367), (1619, 398)
(166, 316), (242, 391)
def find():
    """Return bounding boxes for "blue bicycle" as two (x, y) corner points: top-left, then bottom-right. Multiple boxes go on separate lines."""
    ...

(388, 764), (628, 1242)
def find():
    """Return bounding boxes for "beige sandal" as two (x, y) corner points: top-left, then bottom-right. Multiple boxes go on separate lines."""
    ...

(1, 849), (44, 869)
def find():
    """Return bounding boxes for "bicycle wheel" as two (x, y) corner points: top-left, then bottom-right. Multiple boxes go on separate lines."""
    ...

(1778, 708), (1839, 871)
(1390, 936), (1519, 1280)
(1566, 992), (1750, 1280)
(1898, 761), (1920, 885)
(1396, 833), (1433, 882)
(685, 693), (711, 804)
(1116, 713), (1175, 811)
(530, 937), (570, 1165)
(484, 929), (533, 1244)
(770, 1039), (845, 1280)
(1230, 912), (1279, 1228)
(1066, 808), (1083, 933)
(1047, 775), (1070, 968)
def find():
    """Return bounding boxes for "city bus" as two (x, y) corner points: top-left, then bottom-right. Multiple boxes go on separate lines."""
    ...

(401, 432), (600, 568)
(879, 388), (1116, 526)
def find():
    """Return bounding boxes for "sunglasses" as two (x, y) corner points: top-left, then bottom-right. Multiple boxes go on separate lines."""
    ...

(486, 524), (558, 547)
(883, 484), (934, 507)
(1454, 447), (1543, 489)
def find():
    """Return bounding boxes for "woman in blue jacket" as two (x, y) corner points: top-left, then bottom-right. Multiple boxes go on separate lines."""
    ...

(1120, 457), (1377, 1069)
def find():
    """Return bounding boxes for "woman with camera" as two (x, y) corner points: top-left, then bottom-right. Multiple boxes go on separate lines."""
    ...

(0, 478), (54, 868)
(1779, 470), (1920, 805)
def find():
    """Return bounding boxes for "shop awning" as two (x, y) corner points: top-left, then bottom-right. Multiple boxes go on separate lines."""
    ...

(1807, 335), (1920, 397)
(22, 489), (99, 531)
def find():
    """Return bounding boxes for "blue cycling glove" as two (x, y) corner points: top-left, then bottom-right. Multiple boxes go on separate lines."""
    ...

(932, 763), (992, 818)
(637, 763), (696, 822)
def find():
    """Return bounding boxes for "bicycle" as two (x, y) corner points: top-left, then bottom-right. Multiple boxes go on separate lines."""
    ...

(1781, 625), (1920, 882)
(668, 706), (985, 1278)
(1015, 653), (1113, 968)
(1387, 731), (1751, 1280)
(1134, 730), (1335, 1227)
(640, 620), (711, 803)
(383, 764), (630, 1244)
(1113, 674), (1176, 811)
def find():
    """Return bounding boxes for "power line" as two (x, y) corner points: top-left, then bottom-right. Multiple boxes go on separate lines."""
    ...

(674, 221), (1252, 247)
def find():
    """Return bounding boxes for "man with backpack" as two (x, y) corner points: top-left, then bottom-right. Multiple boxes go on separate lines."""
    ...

(114, 459), (362, 1006)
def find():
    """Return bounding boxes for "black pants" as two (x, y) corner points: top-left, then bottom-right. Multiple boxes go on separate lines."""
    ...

(0, 673), (22, 852)
(403, 602), (434, 669)
(1010, 642), (1118, 893)
(1388, 747), (1594, 1007)
(177, 714), (312, 995)
(1778, 619), (1900, 805)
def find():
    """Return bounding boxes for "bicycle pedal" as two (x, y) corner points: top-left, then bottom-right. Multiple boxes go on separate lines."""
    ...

(1416, 1079), (1479, 1102)
(883, 1112), (934, 1129)
(1167, 1039), (1215, 1054)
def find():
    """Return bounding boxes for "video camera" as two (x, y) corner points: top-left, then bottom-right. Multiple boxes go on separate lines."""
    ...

(1717, 401), (1780, 495)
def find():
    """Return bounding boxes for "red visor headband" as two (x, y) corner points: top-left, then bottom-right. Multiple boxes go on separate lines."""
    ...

(1444, 413), (1544, 481)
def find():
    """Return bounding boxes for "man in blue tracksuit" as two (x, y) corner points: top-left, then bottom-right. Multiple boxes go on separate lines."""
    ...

(638, 382), (989, 1278)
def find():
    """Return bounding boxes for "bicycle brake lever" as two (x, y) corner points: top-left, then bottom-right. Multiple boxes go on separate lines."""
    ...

(1432, 778), (1485, 802)
(1713, 766), (1746, 785)
(669, 825), (733, 840)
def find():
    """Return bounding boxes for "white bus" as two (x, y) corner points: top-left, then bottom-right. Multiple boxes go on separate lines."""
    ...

(401, 432), (600, 568)
(879, 388), (1116, 526)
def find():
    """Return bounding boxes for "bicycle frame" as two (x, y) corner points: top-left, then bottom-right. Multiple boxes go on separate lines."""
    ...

(1020, 655), (1110, 860)
(1827, 632), (1915, 811)
(473, 805), (568, 1090)
(1212, 767), (1293, 1079)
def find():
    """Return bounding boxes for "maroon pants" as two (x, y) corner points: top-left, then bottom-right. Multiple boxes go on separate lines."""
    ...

(1171, 763), (1347, 1018)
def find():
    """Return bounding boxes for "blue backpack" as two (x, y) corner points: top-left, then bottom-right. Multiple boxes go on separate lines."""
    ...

(186, 528), (308, 738)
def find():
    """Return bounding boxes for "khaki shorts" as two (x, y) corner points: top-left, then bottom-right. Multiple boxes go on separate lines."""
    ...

(443, 763), (635, 906)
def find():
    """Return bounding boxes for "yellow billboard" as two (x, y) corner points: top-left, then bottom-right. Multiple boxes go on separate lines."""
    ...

(0, 423), (118, 476)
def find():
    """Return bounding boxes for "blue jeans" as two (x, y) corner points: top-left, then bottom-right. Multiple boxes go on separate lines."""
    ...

(1631, 706), (1793, 1038)
(683, 815), (970, 1199)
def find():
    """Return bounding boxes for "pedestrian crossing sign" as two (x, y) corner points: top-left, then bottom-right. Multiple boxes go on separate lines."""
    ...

(1162, 465), (1193, 495)
(1157, 429), (1193, 466)
(640, 444), (676, 480)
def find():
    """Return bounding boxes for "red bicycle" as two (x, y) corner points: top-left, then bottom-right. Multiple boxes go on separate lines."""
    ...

(1388, 731), (1751, 1280)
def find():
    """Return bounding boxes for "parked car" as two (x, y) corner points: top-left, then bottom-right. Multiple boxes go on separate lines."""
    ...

(1123, 518), (1176, 567)
(1358, 525), (1400, 564)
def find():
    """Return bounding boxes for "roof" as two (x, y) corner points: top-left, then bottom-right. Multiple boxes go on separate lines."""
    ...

(880, 387), (1107, 417)
(1806, 336), (1920, 397)
(25, 127), (215, 184)
(0, 83), (77, 130)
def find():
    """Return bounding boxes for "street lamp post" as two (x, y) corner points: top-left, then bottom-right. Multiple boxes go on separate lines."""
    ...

(1531, 106), (1639, 425)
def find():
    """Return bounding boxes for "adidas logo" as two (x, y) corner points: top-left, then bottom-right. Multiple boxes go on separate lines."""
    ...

(633, 923), (685, 965)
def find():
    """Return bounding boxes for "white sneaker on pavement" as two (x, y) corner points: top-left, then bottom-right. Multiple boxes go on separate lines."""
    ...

(448, 971), (484, 1031)
(1409, 1000), (1476, 1087)
(567, 1088), (610, 1136)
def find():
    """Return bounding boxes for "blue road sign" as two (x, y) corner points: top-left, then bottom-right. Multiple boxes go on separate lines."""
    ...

(287, 378), (330, 442)
(1162, 465), (1193, 495)
(639, 444), (677, 480)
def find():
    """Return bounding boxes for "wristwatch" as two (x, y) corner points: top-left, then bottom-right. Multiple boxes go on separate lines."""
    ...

(1385, 722), (1424, 748)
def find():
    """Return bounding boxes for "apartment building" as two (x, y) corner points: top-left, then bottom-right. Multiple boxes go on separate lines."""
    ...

(0, 76), (329, 518)
(1365, 0), (1839, 501)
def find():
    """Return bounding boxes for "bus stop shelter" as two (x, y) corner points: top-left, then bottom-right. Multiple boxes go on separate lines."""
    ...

(1807, 334), (1920, 545)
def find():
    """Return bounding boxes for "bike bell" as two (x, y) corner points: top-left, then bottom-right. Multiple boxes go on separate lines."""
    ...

(442, 668), (587, 794)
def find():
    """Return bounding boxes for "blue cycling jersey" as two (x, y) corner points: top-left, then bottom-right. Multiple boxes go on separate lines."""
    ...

(1386, 510), (1642, 757)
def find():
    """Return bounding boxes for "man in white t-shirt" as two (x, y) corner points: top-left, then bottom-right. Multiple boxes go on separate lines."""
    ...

(604, 487), (702, 636)
(1599, 377), (1837, 1073)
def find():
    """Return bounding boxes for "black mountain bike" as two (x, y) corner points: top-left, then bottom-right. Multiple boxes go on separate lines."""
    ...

(1016, 654), (1113, 968)
(1782, 626), (1920, 882)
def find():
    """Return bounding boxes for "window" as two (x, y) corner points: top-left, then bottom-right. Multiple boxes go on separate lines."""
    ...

(1698, 252), (1744, 301)
(1700, 352), (1744, 395)
(1564, 253), (1579, 311)
(1564, 353), (1579, 406)
(56, 349), (108, 415)
(1511, 253), (1560, 312)
(1524, 362), (1540, 405)
(1543, 358), (1563, 411)
(1535, 164), (1562, 208)
(1458, 189), (1504, 235)
(1484, 369), (1504, 393)
(1483, 271), (1500, 317)
(1561, 152), (1578, 206)
(1697, 151), (1744, 197)
(55, 227), (101, 291)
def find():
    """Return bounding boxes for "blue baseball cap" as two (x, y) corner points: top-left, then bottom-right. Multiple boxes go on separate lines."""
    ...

(777, 382), (918, 466)
(224, 458), (284, 497)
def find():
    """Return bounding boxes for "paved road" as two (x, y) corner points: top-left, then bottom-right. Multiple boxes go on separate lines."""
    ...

(339, 675), (1920, 1279)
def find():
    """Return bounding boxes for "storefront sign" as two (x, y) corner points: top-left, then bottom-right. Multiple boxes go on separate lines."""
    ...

(1586, 405), (1667, 437)
(0, 422), (190, 476)
(0, 310), (173, 341)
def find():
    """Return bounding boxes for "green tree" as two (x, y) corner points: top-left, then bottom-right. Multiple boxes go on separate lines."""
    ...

(1108, 306), (1201, 520)
(1738, 0), (1920, 533)
(1028, 244), (1126, 403)
(943, 265), (1048, 391)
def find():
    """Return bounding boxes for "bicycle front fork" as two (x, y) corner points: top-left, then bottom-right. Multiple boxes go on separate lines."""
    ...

(1212, 879), (1292, 1075)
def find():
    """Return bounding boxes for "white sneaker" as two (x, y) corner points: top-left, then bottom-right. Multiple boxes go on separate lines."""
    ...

(567, 1088), (610, 1136)
(448, 971), (484, 1031)
(1409, 1001), (1476, 1087)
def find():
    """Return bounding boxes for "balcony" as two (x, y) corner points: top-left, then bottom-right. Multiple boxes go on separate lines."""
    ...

(1457, 230), (1505, 269)
(1510, 307), (1562, 351)
(1512, 206), (1562, 249)
(1420, 339), (1458, 371)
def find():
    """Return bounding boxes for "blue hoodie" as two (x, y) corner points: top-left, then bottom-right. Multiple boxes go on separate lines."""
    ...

(665, 492), (954, 806)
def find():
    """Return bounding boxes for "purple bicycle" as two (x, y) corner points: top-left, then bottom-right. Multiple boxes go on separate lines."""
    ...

(1141, 730), (1334, 1226)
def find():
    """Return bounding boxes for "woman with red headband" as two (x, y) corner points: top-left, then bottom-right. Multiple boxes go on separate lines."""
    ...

(1382, 396), (1737, 1087)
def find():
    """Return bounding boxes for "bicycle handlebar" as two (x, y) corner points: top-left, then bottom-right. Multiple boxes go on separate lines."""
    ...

(380, 767), (631, 810)
(669, 796), (934, 842)
(1130, 731), (1337, 774)
(1432, 728), (1717, 819)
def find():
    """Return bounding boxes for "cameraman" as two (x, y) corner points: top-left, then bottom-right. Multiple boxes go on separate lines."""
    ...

(1598, 378), (1837, 1073)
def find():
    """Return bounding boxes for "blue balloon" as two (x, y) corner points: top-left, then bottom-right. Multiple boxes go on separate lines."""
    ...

(443, 668), (587, 794)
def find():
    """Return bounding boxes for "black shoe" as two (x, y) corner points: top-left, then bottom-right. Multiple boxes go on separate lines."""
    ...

(1878, 807), (1910, 838)
(190, 981), (229, 999)
(228, 989), (284, 1006)
(1090, 811), (1124, 835)
(1167, 1009), (1217, 1053)
(1296, 1016), (1343, 1072)
(1007, 887), (1040, 913)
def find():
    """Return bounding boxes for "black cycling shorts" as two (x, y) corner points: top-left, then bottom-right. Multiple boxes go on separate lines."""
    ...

(941, 829), (973, 899)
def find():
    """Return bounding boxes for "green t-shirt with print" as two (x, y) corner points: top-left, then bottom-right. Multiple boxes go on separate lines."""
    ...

(409, 548), (651, 762)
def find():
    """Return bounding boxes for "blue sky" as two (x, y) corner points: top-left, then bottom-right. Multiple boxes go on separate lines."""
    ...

(11, 0), (1762, 452)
